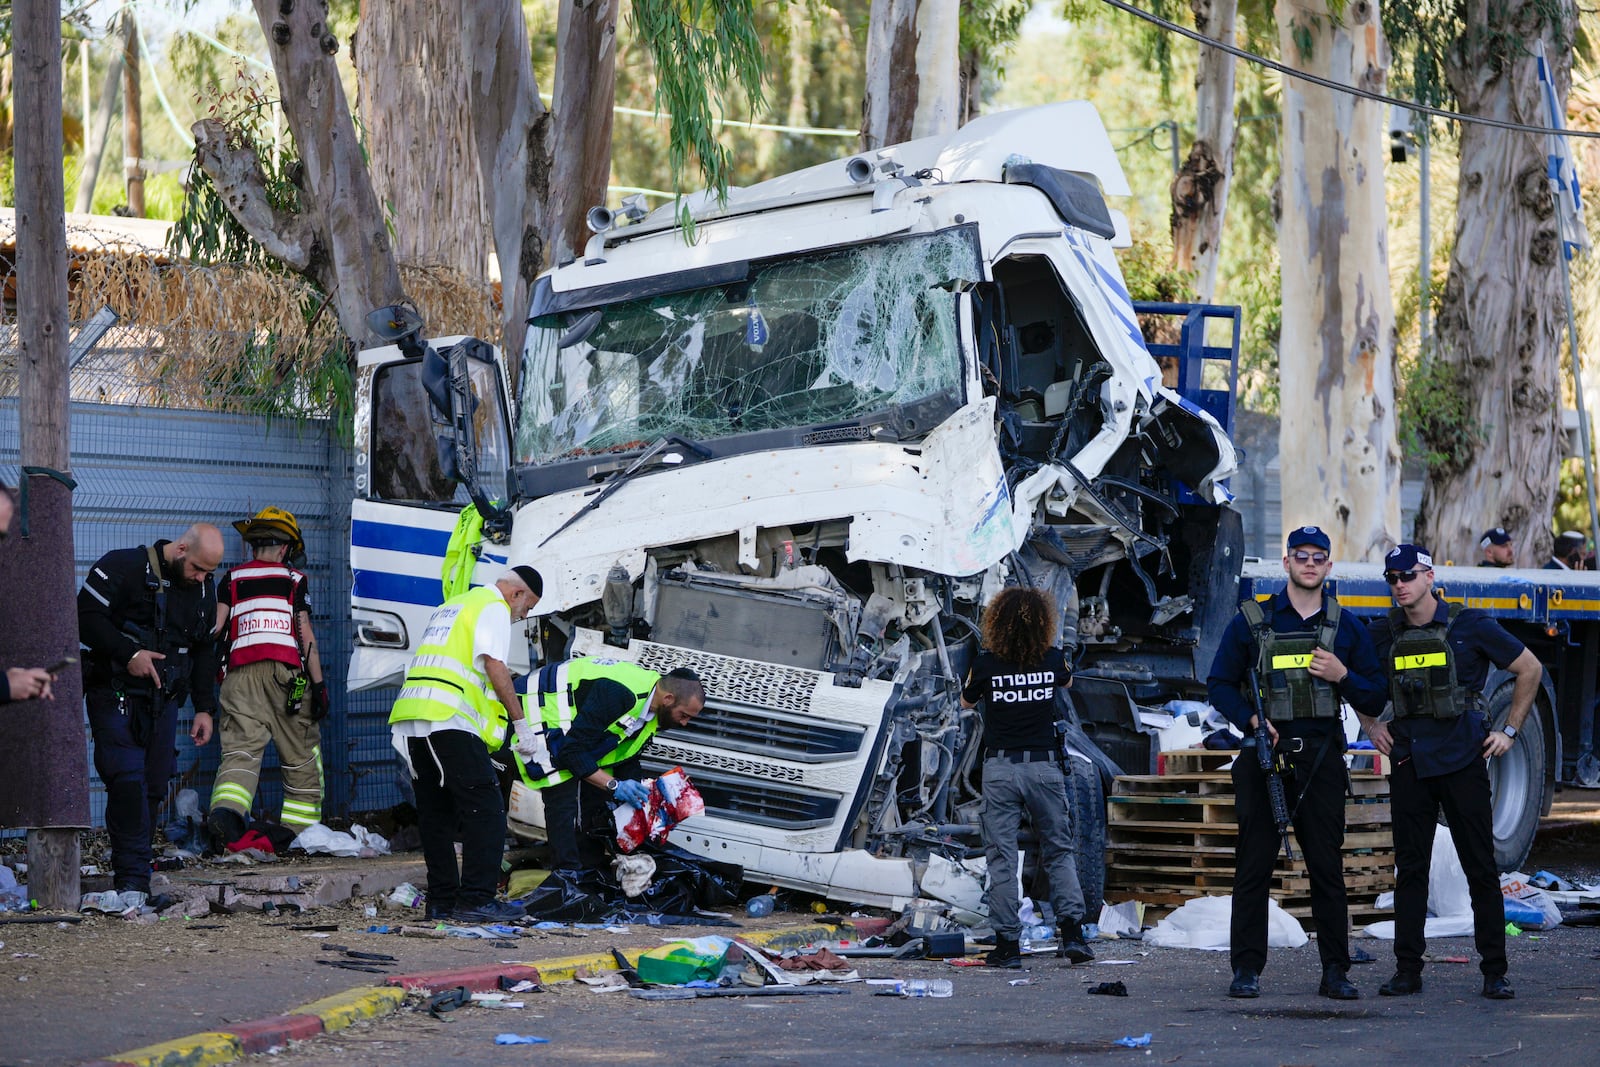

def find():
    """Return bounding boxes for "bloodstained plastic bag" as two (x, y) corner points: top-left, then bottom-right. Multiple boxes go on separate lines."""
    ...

(615, 768), (706, 852)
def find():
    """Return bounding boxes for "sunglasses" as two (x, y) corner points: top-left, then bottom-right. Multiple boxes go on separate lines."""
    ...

(1384, 569), (1426, 585)
(1290, 550), (1329, 564)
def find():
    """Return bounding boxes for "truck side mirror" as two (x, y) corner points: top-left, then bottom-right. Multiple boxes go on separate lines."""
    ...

(421, 345), (452, 420)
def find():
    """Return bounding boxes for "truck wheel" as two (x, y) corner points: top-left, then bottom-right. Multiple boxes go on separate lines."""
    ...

(1068, 755), (1106, 918)
(1486, 688), (1548, 872)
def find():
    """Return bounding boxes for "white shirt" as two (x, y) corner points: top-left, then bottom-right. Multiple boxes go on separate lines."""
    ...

(392, 592), (514, 773)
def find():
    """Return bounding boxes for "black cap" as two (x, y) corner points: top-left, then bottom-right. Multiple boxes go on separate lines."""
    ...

(1286, 525), (1331, 553)
(1385, 544), (1434, 572)
(1479, 527), (1511, 548)
(509, 565), (544, 597)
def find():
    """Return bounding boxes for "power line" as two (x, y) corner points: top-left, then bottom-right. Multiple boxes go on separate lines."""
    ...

(1099, 0), (1600, 140)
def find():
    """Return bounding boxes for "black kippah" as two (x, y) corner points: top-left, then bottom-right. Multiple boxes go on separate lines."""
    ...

(510, 565), (544, 597)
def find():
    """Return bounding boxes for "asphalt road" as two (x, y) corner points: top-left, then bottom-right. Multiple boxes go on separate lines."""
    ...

(262, 928), (1600, 1067)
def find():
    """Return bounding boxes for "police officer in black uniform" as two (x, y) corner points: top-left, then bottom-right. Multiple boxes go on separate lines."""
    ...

(1476, 528), (1514, 568)
(79, 524), (223, 902)
(1207, 526), (1387, 1000)
(1362, 544), (1541, 1000)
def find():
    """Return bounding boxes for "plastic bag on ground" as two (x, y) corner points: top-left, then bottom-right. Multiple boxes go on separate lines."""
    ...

(1364, 915), (1475, 939)
(291, 822), (391, 857)
(0, 865), (26, 909)
(635, 935), (732, 985)
(1143, 895), (1307, 950)
(1427, 825), (1471, 919)
(1500, 873), (1563, 929)
(514, 843), (742, 922)
(1097, 900), (1145, 938)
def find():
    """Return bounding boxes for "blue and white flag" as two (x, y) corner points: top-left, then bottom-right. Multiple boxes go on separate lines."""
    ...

(1536, 39), (1591, 260)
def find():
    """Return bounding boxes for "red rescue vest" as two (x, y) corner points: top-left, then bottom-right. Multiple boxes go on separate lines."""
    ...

(223, 560), (306, 674)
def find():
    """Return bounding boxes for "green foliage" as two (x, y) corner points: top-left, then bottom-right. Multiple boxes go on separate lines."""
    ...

(959, 0), (1031, 75)
(1397, 353), (1482, 476)
(1554, 457), (1592, 538)
(1119, 233), (1197, 303)
(1234, 260), (1281, 415)
(1384, 0), (1579, 113)
(629, 0), (771, 207)
(167, 69), (300, 270)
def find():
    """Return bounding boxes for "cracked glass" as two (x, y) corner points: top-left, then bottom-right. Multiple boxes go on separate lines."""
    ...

(518, 227), (980, 464)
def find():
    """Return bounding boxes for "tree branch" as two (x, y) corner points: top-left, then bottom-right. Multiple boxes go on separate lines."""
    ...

(191, 118), (317, 274)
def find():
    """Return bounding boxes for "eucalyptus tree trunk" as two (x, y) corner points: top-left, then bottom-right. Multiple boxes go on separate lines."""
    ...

(1171, 0), (1238, 301)
(1275, 0), (1401, 562)
(355, 2), (488, 276)
(463, 0), (552, 369)
(194, 0), (404, 349)
(1415, 5), (1578, 566)
(861, 0), (960, 150)
(545, 0), (620, 268)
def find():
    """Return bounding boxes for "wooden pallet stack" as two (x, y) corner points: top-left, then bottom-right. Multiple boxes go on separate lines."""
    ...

(1105, 749), (1395, 930)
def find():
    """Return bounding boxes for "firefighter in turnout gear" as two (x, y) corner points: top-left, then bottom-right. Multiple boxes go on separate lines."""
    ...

(207, 508), (327, 849)
(79, 524), (223, 901)
(1363, 544), (1542, 1001)
(390, 565), (543, 923)
(512, 658), (705, 871)
(1206, 526), (1387, 1001)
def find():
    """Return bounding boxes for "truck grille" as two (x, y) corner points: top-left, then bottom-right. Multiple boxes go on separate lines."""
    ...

(642, 759), (840, 829)
(663, 703), (864, 763)
(633, 641), (820, 714)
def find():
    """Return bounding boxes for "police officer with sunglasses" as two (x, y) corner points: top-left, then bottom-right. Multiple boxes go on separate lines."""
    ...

(1362, 544), (1541, 1001)
(1207, 526), (1387, 1001)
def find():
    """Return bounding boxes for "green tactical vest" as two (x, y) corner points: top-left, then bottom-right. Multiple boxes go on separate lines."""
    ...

(1241, 595), (1343, 720)
(1386, 600), (1470, 719)
(389, 585), (509, 747)
(515, 657), (663, 789)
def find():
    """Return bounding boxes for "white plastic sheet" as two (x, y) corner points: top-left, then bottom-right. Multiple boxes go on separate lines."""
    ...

(290, 822), (391, 857)
(1143, 895), (1307, 951)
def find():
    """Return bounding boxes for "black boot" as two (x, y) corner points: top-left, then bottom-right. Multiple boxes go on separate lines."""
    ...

(985, 935), (1023, 969)
(1319, 963), (1360, 1000)
(1058, 920), (1095, 964)
(206, 807), (246, 853)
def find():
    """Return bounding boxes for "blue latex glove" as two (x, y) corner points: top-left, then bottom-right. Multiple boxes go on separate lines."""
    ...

(612, 779), (652, 807)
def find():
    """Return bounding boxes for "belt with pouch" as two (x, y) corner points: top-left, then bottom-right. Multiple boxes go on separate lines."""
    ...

(990, 747), (1060, 764)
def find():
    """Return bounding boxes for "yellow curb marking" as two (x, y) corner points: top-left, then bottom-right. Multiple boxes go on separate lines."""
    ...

(112, 1032), (243, 1067)
(291, 985), (407, 1033)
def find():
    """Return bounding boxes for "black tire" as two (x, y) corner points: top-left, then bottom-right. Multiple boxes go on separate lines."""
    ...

(1067, 754), (1106, 918)
(1486, 687), (1549, 872)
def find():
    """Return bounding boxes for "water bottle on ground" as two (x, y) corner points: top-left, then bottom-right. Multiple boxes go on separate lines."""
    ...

(745, 893), (776, 917)
(904, 979), (953, 998)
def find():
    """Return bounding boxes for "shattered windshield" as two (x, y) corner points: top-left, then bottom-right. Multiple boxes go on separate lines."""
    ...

(518, 227), (979, 464)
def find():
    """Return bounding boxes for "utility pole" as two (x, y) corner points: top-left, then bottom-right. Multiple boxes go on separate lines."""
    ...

(122, 8), (144, 217)
(75, 17), (126, 214)
(4, 0), (91, 911)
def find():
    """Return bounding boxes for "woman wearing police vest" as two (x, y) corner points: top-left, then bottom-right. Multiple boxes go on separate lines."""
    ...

(960, 586), (1094, 969)
(1363, 544), (1541, 1001)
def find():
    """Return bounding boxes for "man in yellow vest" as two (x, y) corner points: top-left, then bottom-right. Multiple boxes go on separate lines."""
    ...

(390, 565), (543, 923)
(515, 658), (705, 870)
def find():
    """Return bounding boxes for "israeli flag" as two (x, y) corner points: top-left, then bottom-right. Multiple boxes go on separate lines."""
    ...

(1536, 39), (1591, 259)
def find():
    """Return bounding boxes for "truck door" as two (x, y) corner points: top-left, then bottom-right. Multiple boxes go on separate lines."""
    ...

(350, 336), (518, 690)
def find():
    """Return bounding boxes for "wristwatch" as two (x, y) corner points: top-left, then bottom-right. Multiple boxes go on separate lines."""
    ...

(605, 779), (618, 793)
(1501, 725), (1518, 740)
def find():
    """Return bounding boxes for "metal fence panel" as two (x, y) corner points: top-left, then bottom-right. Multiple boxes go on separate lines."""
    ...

(1, 400), (405, 831)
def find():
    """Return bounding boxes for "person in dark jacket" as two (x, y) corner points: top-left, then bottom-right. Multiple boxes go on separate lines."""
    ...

(1207, 525), (1387, 1001)
(1363, 544), (1541, 1001)
(1545, 530), (1586, 570)
(1476, 528), (1514, 568)
(78, 525), (223, 903)
(962, 586), (1094, 970)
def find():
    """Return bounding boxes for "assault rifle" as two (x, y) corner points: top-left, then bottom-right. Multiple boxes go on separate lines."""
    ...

(1246, 667), (1294, 861)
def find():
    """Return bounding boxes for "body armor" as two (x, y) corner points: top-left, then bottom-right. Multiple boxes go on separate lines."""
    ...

(1241, 596), (1342, 720)
(1386, 601), (1470, 719)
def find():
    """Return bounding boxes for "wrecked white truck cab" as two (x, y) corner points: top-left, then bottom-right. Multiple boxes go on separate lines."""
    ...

(350, 102), (1244, 910)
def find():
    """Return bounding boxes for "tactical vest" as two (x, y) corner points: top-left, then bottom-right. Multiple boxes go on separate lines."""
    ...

(389, 585), (509, 747)
(516, 657), (662, 789)
(1386, 601), (1471, 719)
(1241, 596), (1343, 720)
(223, 560), (305, 675)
